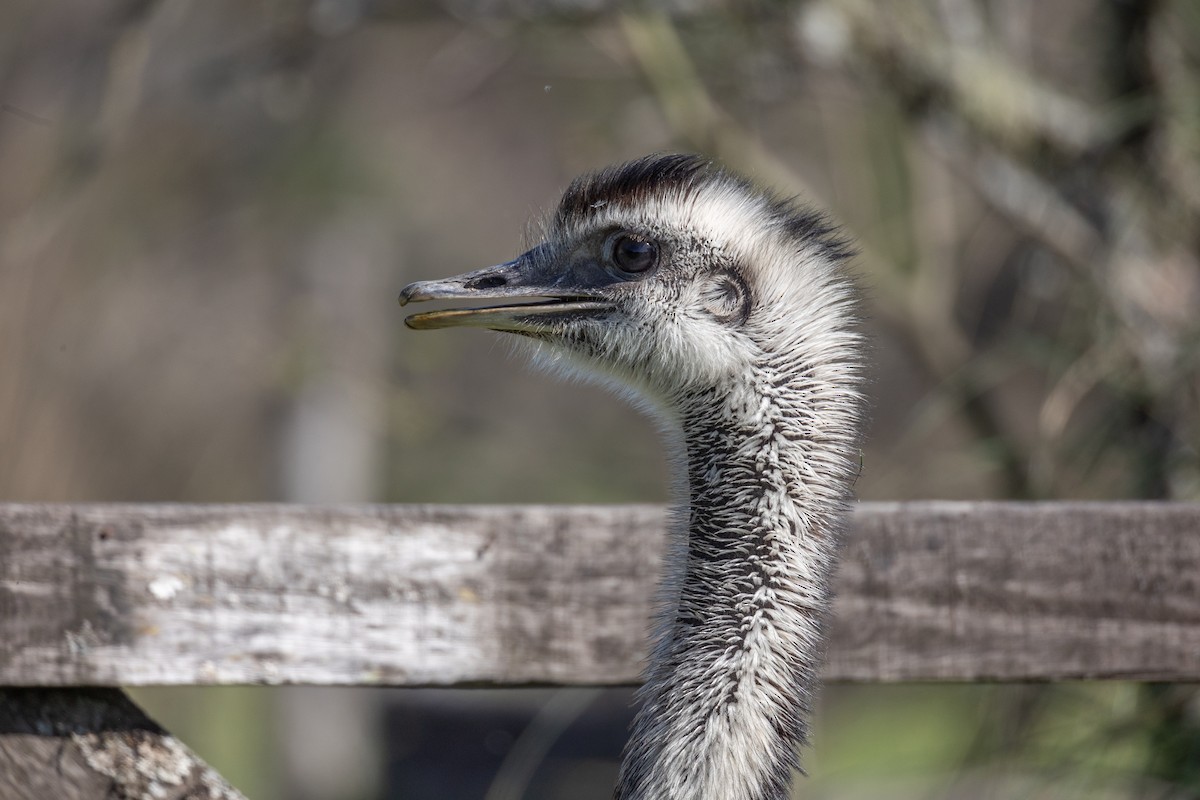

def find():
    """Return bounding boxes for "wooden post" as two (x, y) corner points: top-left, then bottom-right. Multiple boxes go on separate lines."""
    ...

(0, 688), (246, 800)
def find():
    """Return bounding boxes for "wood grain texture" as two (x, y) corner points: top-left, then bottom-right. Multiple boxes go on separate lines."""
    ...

(1, 502), (1197, 686)
(0, 688), (246, 800)
(835, 502), (1200, 681)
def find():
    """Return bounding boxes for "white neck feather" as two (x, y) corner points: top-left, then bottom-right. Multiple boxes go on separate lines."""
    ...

(615, 320), (861, 800)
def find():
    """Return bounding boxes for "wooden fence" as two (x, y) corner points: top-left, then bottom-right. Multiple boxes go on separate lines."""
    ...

(2, 502), (1199, 798)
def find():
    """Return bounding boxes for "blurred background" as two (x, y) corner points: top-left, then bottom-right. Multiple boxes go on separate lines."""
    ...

(2, 0), (1198, 797)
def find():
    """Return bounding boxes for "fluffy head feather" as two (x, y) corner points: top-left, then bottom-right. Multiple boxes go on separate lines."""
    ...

(523, 155), (857, 407)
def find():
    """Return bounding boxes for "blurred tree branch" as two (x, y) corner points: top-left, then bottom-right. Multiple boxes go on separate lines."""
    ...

(620, 9), (1035, 496)
(619, 0), (1199, 502)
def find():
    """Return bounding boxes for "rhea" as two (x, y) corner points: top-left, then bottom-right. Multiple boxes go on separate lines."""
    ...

(399, 155), (863, 800)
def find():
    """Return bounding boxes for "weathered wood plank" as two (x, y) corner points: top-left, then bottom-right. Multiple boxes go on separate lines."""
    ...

(0, 688), (246, 800)
(0, 502), (1197, 685)
(840, 502), (1200, 681)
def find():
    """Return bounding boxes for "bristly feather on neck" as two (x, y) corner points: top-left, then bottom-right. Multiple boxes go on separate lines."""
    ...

(614, 292), (861, 800)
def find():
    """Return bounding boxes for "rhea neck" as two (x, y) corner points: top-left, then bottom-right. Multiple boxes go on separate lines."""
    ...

(616, 352), (857, 800)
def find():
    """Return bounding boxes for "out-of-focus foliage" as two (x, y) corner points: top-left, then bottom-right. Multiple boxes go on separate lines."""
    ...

(3, 0), (1198, 798)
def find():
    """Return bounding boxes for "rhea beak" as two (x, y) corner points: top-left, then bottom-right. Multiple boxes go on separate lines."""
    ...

(398, 249), (615, 333)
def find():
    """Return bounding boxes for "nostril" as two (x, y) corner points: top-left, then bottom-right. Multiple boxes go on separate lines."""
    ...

(466, 274), (508, 290)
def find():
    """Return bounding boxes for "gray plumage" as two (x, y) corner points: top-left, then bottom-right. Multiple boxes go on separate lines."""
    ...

(400, 154), (865, 800)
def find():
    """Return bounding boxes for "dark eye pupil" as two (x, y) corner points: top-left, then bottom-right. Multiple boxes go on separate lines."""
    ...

(613, 236), (656, 273)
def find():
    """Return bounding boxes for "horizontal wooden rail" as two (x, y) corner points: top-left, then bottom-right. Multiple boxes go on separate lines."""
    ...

(2, 502), (1199, 686)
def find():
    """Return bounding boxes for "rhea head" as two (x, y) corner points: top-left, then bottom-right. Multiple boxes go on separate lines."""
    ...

(398, 154), (855, 409)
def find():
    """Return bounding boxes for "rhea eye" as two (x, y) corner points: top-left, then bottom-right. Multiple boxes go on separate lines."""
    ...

(611, 235), (658, 275)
